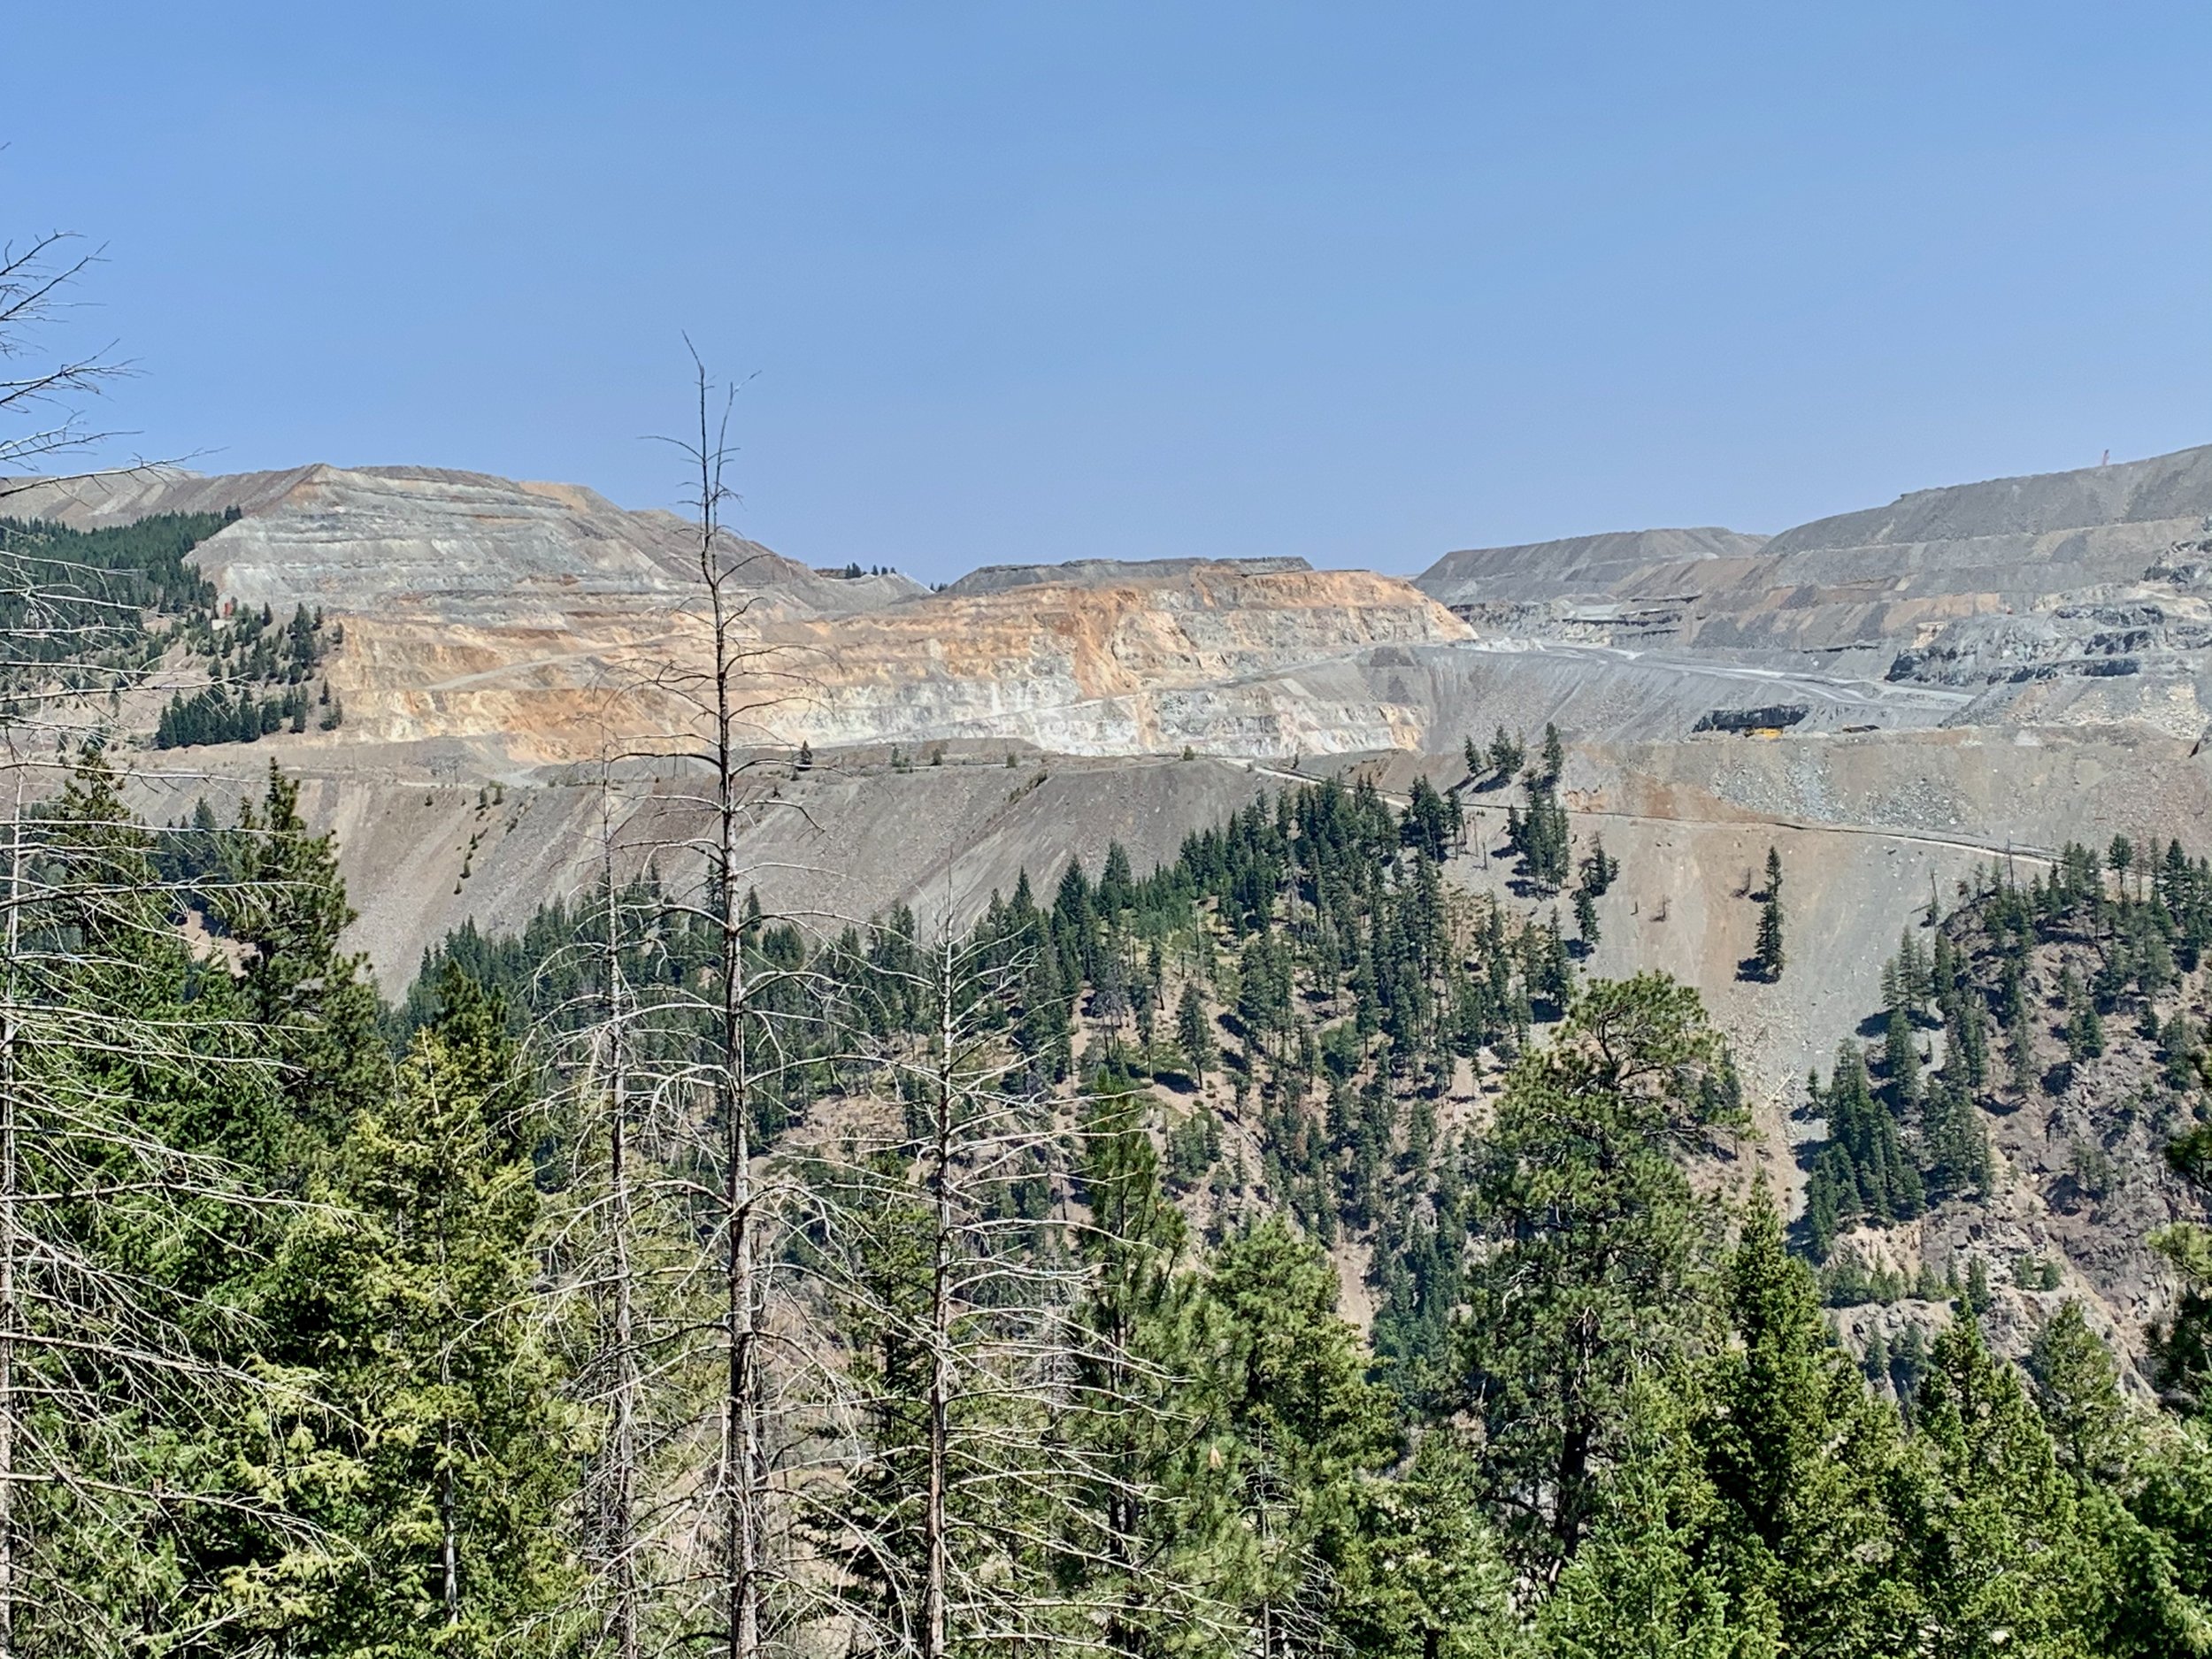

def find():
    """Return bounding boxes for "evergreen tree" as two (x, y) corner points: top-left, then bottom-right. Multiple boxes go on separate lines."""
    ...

(1065, 1086), (1233, 1655)
(1461, 974), (1741, 1577)
(1540, 1380), (1780, 1658)
(1332, 1432), (1515, 1659)
(1905, 1316), (2102, 1657)
(1536, 722), (1566, 790)
(1176, 980), (1213, 1085)
(1755, 892), (1785, 980)
(1920, 1074), (1993, 1202)
(1693, 1197), (1923, 1655)
(0, 749), (306, 1652)
(1572, 884), (1600, 950)
(1401, 777), (1453, 864)
(1484, 726), (1525, 786)
(1577, 834), (1618, 899)
(218, 764), (385, 1155)
(2027, 1300), (2136, 1484)
(1202, 1217), (1401, 1652)
(1801, 1045), (1922, 1255)
(2151, 1126), (2212, 1416)
(1509, 764), (1571, 893)
(1883, 1005), (1923, 1109)
(260, 1018), (580, 1654)
(1745, 848), (1785, 981)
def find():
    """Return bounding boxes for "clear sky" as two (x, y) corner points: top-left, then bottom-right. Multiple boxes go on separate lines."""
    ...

(8, 3), (2211, 582)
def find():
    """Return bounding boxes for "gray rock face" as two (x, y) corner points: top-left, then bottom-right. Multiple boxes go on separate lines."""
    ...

(1415, 526), (1767, 608)
(944, 556), (1311, 597)
(1762, 442), (2212, 558)
(5, 464), (912, 621)
(1414, 444), (2212, 704)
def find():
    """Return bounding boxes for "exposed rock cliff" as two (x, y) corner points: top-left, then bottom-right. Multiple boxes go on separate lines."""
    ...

(19, 438), (2208, 1395)
(1419, 442), (2212, 698)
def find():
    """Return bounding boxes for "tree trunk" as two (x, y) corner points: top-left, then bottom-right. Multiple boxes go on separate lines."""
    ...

(924, 940), (956, 1659)
(0, 765), (20, 1659)
(602, 821), (641, 1659)
(701, 384), (762, 1659)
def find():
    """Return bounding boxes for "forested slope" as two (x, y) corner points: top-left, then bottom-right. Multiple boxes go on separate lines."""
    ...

(1798, 836), (2212, 1395)
(336, 749), (2211, 1657)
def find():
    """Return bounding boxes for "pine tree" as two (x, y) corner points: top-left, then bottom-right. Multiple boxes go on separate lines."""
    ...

(1907, 1316), (2101, 1655)
(1693, 1196), (1924, 1655)
(258, 1010), (581, 1653)
(1202, 1217), (1401, 1652)
(1539, 1381), (1778, 1657)
(1921, 1075), (1993, 1202)
(1461, 974), (1741, 1577)
(2008, 994), (2039, 1093)
(1802, 1044), (1922, 1250)
(1883, 1005), (1923, 1109)
(1746, 847), (1786, 981)
(1576, 834), (1618, 898)
(1177, 980), (1213, 1086)
(1065, 1085), (1240, 1654)
(2027, 1301), (2136, 1484)
(1331, 1432), (1514, 1659)
(2150, 1131), (2212, 1415)
(218, 763), (385, 1153)
(0, 749), (310, 1651)
(1537, 721), (1566, 789)
(1755, 892), (1785, 980)
(1484, 726), (1524, 785)
(1572, 884), (1600, 950)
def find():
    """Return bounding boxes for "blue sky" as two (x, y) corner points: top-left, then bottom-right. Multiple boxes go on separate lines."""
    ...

(8, 3), (2211, 582)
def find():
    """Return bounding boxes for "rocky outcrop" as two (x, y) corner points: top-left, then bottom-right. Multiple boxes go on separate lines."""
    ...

(34, 441), (2212, 1383)
(22, 465), (1469, 763)
(944, 556), (1310, 597)
(1419, 444), (2212, 697)
(1416, 526), (1767, 610)
(321, 562), (1471, 763)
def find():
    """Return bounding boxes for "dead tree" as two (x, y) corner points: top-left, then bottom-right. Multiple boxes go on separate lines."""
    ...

(538, 353), (826, 1659)
(0, 231), (127, 492)
(537, 777), (663, 1659)
(0, 233), (322, 1648)
(0, 745), (328, 1655)
(783, 913), (1179, 1658)
(538, 763), (802, 1659)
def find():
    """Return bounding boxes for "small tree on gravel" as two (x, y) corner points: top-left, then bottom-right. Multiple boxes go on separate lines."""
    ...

(1177, 981), (1212, 1086)
(1755, 846), (1786, 979)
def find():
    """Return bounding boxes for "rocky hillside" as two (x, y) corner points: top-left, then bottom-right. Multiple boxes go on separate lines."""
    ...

(11, 464), (1472, 764)
(1417, 442), (2212, 701)
(18, 442), (2212, 1354)
(1415, 525), (1769, 611)
(1795, 842), (2212, 1387)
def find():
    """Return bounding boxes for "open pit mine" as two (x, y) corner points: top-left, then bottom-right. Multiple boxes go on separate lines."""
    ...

(16, 439), (2212, 1373)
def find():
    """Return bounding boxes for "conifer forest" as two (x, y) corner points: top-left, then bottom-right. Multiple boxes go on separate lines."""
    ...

(2, 212), (2209, 1659)
(4, 713), (2212, 1655)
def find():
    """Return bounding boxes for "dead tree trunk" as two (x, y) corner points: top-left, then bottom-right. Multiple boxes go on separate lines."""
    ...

(922, 946), (956, 1659)
(679, 357), (764, 1659)
(0, 753), (20, 1659)
(601, 806), (642, 1659)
